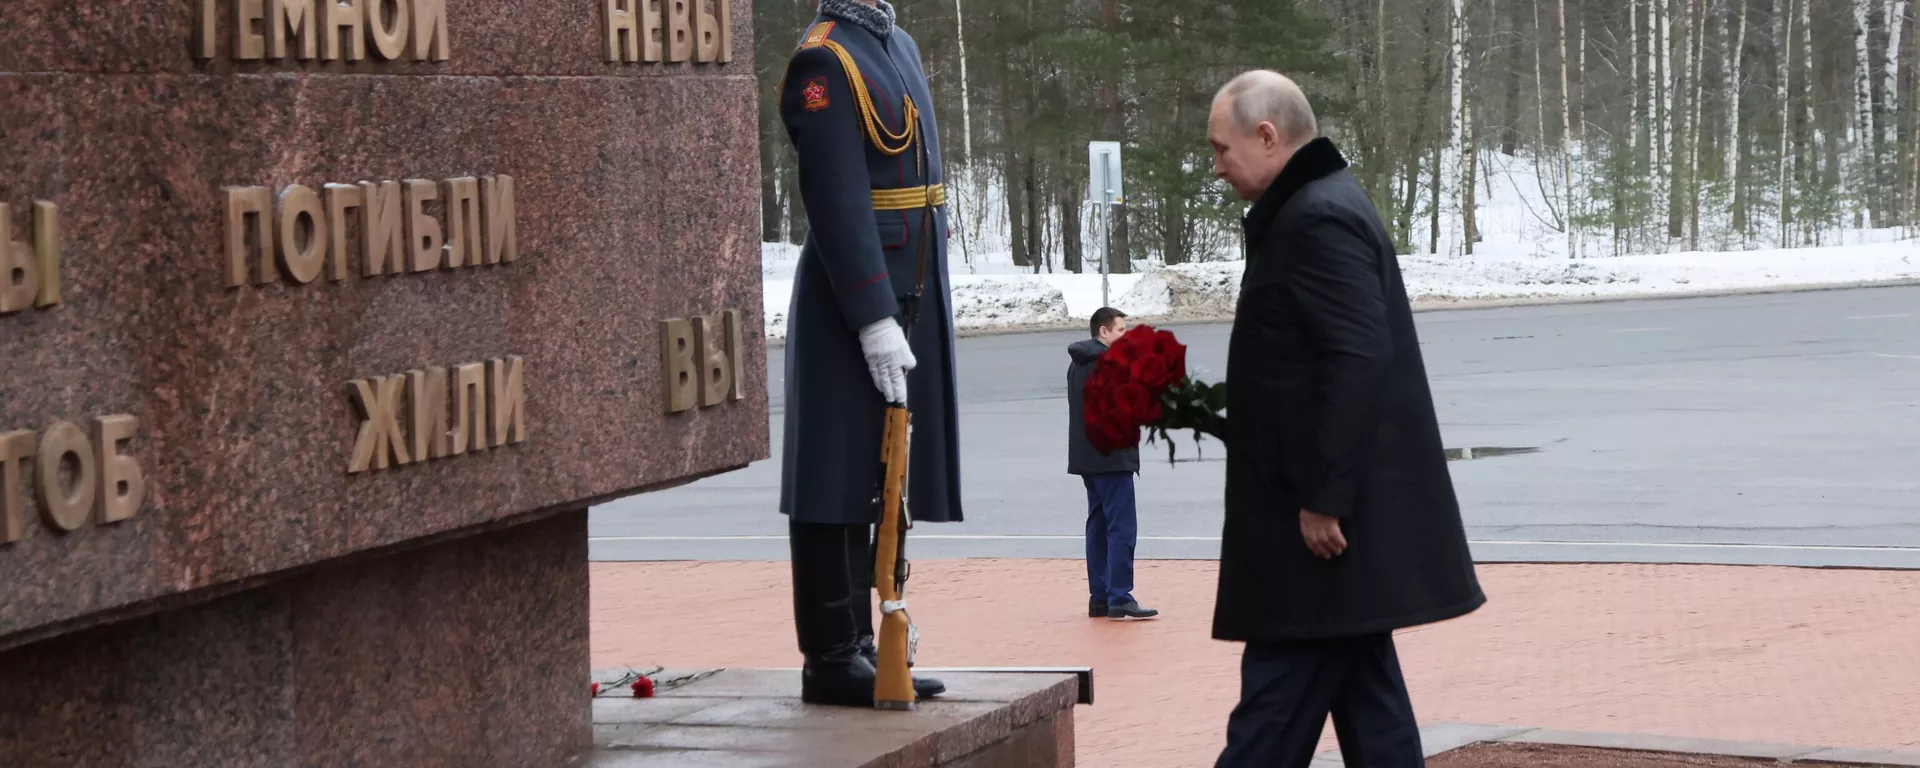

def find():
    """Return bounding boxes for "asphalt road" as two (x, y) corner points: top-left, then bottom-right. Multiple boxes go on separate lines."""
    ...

(591, 285), (1920, 568)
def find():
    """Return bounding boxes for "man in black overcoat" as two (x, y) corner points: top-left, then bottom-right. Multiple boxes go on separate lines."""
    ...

(1205, 70), (1487, 767)
(776, 0), (958, 707)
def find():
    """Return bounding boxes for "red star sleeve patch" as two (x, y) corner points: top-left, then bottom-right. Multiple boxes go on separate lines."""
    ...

(802, 78), (829, 112)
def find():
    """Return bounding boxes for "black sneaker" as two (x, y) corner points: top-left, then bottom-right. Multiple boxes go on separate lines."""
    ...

(1107, 600), (1159, 620)
(1089, 599), (1108, 618)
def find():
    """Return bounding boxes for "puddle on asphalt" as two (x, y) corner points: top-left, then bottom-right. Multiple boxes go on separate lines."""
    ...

(1446, 446), (1541, 461)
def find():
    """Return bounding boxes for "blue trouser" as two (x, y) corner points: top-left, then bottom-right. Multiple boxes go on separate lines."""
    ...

(1082, 472), (1137, 605)
(1215, 634), (1424, 767)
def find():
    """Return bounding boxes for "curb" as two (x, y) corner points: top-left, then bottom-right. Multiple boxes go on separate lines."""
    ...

(1313, 723), (1920, 766)
(762, 277), (1920, 348)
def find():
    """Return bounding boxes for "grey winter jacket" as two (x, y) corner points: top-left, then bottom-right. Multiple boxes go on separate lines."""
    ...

(1067, 339), (1141, 475)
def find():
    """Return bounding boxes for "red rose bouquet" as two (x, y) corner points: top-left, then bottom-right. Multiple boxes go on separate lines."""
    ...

(1083, 324), (1226, 463)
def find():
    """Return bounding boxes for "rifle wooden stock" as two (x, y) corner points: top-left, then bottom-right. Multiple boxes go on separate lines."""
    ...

(872, 404), (915, 710)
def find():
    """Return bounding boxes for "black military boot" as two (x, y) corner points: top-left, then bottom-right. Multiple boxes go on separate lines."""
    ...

(802, 642), (880, 707)
(793, 521), (876, 708)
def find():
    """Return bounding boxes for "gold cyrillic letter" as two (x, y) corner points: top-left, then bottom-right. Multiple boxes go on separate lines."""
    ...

(361, 180), (405, 277)
(693, 314), (731, 407)
(324, 0), (367, 60)
(667, 0), (693, 62)
(452, 363), (488, 454)
(368, 0), (411, 59)
(488, 356), (526, 446)
(404, 179), (442, 272)
(411, 0), (450, 61)
(443, 177), (480, 269)
(408, 367), (451, 461)
(0, 206), (37, 314)
(35, 421), (96, 533)
(93, 416), (144, 525)
(642, 0), (663, 62)
(0, 431), (32, 544)
(33, 202), (58, 306)
(695, 0), (719, 62)
(268, 0), (320, 59)
(324, 184), (362, 281)
(236, 0), (269, 60)
(663, 318), (696, 412)
(223, 186), (274, 288)
(607, 0), (639, 62)
(481, 175), (516, 265)
(277, 184), (328, 284)
(198, 0), (219, 59)
(725, 309), (746, 401)
(349, 375), (412, 473)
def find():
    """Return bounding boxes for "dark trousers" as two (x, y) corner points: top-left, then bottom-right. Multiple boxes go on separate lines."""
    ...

(788, 520), (874, 658)
(1082, 473), (1137, 605)
(1215, 634), (1423, 768)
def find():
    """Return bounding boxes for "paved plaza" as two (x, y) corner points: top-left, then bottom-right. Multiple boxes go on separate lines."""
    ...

(589, 286), (1920, 765)
(592, 559), (1920, 767)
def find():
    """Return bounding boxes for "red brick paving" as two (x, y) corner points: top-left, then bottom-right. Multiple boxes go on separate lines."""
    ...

(591, 561), (1920, 767)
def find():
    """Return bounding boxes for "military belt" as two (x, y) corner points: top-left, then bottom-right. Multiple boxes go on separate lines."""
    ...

(870, 184), (946, 211)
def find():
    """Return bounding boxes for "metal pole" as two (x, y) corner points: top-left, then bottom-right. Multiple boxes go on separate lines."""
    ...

(1099, 204), (1110, 308)
(1097, 153), (1111, 308)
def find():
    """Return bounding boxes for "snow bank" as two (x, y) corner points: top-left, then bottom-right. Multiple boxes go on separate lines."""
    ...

(760, 239), (1917, 339)
(1105, 238), (1920, 319)
(763, 276), (1074, 340)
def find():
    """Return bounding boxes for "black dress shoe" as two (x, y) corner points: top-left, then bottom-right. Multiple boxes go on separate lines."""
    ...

(1089, 599), (1108, 618)
(855, 635), (947, 700)
(1107, 600), (1159, 620)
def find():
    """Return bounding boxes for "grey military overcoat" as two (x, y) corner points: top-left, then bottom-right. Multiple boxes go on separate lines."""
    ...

(775, 12), (963, 526)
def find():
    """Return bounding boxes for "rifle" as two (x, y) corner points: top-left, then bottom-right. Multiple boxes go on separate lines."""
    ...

(871, 98), (939, 711)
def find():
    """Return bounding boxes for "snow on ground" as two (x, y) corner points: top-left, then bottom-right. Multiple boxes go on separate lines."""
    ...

(1112, 239), (1920, 321)
(760, 237), (1918, 339)
(758, 154), (1918, 340)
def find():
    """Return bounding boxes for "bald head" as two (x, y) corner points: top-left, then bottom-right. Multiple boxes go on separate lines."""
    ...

(1213, 70), (1316, 147)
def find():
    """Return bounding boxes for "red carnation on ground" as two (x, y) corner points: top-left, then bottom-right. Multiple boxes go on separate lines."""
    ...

(633, 676), (655, 698)
(1082, 323), (1225, 462)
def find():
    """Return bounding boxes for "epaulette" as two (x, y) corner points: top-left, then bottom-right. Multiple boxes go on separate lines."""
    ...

(799, 22), (835, 50)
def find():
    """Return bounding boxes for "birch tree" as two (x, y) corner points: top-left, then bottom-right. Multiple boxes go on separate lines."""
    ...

(1777, 0), (1794, 245)
(1686, 0), (1706, 248)
(1726, 0), (1749, 235)
(952, 0), (977, 271)
(1889, 0), (1910, 150)
(1881, 0), (1908, 223)
(1854, 0), (1875, 225)
(1559, 0), (1578, 258)
(1448, 0), (1468, 255)
(1801, 0), (1816, 242)
(1659, 0), (1672, 213)
(1631, 0), (1643, 177)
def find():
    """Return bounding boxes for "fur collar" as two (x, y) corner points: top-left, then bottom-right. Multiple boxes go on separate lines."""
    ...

(820, 0), (896, 38)
(1244, 137), (1349, 236)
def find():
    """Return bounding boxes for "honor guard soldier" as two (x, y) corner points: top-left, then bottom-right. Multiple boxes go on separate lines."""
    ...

(777, 0), (962, 708)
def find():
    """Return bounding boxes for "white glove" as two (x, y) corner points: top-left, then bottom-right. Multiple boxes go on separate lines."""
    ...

(858, 318), (917, 405)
